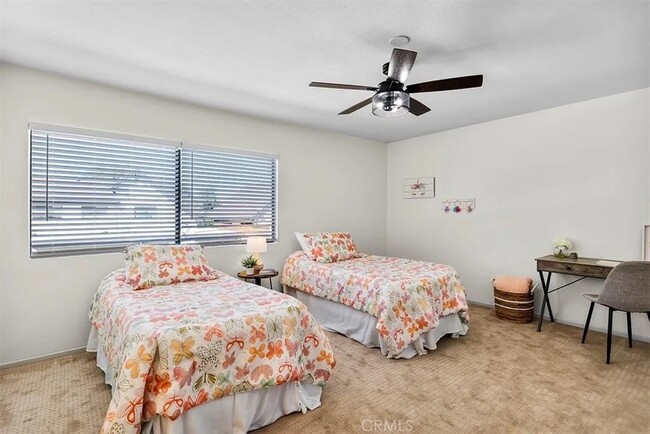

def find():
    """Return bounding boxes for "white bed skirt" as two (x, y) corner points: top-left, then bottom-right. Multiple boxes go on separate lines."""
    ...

(283, 286), (468, 359)
(87, 328), (322, 434)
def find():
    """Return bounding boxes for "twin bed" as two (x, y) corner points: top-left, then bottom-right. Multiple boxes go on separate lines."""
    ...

(88, 235), (469, 433)
(88, 245), (334, 434)
(282, 251), (469, 358)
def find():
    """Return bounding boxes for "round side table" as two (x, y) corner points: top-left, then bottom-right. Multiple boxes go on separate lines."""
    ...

(236, 269), (279, 289)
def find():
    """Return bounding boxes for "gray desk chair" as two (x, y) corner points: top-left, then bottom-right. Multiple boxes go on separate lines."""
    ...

(581, 261), (650, 364)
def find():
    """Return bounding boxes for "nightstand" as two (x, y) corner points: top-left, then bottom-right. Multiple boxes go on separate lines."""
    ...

(237, 269), (279, 289)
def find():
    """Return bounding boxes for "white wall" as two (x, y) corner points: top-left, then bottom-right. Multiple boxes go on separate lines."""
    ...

(387, 88), (650, 341)
(0, 64), (387, 365)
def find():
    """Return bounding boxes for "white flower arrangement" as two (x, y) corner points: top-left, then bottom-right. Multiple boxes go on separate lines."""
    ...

(552, 238), (573, 250)
(552, 237), (573, 258)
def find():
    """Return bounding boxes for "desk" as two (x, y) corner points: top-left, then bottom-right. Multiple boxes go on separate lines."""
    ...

(535, 255), (621, 332)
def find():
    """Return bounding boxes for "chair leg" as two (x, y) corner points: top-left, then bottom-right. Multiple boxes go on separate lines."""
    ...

(606, 307), (614, 364)
(647, 312), (650, 323)
(581, 302), (595, 344)
(626, 312), (633, 348)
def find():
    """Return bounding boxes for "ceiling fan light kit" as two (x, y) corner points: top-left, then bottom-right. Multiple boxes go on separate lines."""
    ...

(372, 89), (410, 118)
(309, 48), (483, 118)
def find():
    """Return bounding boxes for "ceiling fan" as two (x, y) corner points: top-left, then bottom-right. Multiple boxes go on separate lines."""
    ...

(309, 48), (483, 118)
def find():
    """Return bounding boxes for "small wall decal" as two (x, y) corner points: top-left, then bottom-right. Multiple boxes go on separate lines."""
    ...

(443, 198), (476, 214)
(403, 177), (435, 199)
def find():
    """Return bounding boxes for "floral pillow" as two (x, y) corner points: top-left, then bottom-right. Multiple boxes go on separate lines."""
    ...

(125, 244), (216, 290)
(303, 232), (361, 263)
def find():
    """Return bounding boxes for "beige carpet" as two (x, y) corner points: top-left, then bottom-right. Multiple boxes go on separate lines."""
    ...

(1, 306), (649, 434)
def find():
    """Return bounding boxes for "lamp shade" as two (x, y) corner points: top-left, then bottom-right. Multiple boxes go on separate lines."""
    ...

(246, 236), (267, 253)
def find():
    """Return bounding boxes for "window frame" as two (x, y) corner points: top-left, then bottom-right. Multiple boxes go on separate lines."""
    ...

(28, 123), (279, 258)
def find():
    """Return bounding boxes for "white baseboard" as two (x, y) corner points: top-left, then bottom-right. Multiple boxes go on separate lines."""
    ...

(468, 300), (493, 308)
(0, 346), (87, 370)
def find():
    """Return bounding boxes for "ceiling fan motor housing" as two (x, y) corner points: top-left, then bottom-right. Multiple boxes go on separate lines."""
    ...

(377, 79), (406, 93)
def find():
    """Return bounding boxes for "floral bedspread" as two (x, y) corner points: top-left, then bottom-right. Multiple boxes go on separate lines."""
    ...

(89, 269), (335, 434)
(281, 252), (469, 358)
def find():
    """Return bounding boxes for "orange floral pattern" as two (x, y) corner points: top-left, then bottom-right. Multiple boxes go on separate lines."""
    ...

(90, 269), (335, 434)
(282, 251), (469, 358)
(125, 244), (216, 290)
(302, 232), (361, 263)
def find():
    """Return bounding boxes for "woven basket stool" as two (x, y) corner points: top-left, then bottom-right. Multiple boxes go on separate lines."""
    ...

(493, 277), (536, 324)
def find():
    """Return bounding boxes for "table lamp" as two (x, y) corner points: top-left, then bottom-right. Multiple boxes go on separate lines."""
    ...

(246, 236), (267, 272)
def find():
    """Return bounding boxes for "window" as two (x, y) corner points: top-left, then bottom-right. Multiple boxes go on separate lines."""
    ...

(29, 126), (179, 257)
(180, 147), (277, 246)
(29, 124), (278, 258)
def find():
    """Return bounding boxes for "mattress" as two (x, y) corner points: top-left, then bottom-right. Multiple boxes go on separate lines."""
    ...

(88, 269), (335, 434)
(282, 251), (469, 358)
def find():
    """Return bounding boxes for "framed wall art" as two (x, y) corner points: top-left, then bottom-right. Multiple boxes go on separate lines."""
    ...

(403, 177), (435, 199)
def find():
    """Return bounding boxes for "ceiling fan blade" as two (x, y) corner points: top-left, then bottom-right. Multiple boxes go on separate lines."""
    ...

(387, 49), (417, 83)
(408, 98), (431, 116)
(310, 82), (377, 91)
(407, 75), (483, 93)
(338, 97), (373, 115)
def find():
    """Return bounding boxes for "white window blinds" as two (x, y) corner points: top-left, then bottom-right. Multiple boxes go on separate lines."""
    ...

(30, 126), (179, 257)
(180, 147), (277, 246)
(29, 124), (278, 258)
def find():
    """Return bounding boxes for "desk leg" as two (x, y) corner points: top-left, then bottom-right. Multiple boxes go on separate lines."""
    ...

(544, 272), (555, 323)
(537, 271), (555, 332)
(254, 277), (262, 286)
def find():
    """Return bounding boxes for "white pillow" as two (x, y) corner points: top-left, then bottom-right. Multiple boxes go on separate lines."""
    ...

(294, 232), (311, 255)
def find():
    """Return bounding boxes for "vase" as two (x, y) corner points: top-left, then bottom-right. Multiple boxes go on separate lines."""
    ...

(553, 247), (569, 258)
(246, 268), (254, 275)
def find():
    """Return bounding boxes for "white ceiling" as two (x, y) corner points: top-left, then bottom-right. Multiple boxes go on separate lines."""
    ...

(1, 1), (648, 143)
